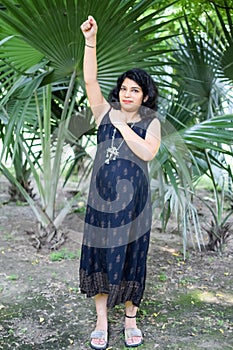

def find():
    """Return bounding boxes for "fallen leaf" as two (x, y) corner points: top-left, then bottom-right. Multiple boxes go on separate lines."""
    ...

(172, 252), (180, 256)
(216, 293), (224, 298)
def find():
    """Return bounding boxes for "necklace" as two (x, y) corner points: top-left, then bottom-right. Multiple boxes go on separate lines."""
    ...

(105, 124), (135, 165)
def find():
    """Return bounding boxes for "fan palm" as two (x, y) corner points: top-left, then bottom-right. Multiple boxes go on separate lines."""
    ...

(150, 3), (233, 254)
(0, 0), (180, 248)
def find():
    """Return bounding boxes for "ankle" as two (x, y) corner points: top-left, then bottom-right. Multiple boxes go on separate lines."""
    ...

(96, 316), (108, 331)
(125, 314), (137, 329)
(125, 301), (138, 318)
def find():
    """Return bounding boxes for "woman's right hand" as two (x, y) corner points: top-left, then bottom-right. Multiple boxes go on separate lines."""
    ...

(80, 15), (98, 42)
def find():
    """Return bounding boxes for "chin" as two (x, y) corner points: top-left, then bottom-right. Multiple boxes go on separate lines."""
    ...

(121, 103), (140, 112)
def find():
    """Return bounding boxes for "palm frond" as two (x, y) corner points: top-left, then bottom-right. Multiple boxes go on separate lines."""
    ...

(182, 114), (233, 151)
(0, 0), (180, 87)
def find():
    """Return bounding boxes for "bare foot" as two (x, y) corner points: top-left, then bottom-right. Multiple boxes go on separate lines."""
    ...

(125, 327), (143, 347)
(90, 329), (108, 349)
(91, 316), (108, 348)
(125, 316), (142, 346)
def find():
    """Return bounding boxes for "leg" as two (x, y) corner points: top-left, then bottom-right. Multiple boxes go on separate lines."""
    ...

(124, 301), (143, 347)
(125, 301), (138, 328)
(90, 293), (108, 349)
(95, 293), (108, 331)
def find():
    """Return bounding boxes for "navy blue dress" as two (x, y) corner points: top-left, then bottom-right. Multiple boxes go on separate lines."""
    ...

(79, 110), (153, 308)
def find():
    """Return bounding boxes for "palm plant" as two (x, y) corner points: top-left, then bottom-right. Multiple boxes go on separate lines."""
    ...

(149, 2), (233, 255)
(202, 150), (233, 252)
(0, 0), (181, 248)
(1, 0), (232, 253)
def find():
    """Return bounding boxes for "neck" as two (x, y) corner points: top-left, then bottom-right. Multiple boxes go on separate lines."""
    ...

(121, 110), (141, 123)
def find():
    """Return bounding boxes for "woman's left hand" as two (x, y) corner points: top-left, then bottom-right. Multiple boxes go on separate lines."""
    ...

(109, 109), (127, 128)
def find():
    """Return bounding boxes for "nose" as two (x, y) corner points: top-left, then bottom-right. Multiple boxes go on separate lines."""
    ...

(124, 89), (131, 97)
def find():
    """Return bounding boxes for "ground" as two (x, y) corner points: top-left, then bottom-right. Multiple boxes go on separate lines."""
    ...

(0, 177), (232, 350)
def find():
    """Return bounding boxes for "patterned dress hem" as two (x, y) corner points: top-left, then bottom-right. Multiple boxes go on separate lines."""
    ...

(80, 270), (144, 308)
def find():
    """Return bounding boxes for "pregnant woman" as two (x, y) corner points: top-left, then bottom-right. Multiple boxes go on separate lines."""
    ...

(79, 15), (161, 349)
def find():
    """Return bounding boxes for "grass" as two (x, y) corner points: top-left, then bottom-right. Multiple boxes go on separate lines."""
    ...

(6, 274), (19, 281)
(2, 233), (14, 241)
(141, 290), (233, 337)
(158, 273), (168, 282)
(1, 285), (232, 349)
(49, 248), (80, 262)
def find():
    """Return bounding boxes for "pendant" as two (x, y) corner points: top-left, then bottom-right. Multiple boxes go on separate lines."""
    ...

(105, 146), (119, 164)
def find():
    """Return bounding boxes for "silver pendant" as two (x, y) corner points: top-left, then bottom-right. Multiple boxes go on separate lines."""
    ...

(105, 146), (119, 164)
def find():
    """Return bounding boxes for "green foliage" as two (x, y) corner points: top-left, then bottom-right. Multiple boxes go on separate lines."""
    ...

(6, 274), (19, 281)
(150, 1), (233, 254)
(158, 273), (168, 282)
(0, 0), (181, 246)
(177, 290), (203, 307)
(50, 248), (80, 262)
(0, 0), (233, 253)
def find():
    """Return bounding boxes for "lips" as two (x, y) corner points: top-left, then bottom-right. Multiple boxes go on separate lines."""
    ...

(122, 100), (132, 104)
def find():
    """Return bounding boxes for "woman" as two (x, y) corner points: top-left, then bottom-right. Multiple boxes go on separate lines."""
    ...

(80, 16), (161, 349)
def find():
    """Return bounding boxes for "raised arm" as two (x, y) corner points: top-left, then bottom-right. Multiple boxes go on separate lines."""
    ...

(80, 16), (109, 124)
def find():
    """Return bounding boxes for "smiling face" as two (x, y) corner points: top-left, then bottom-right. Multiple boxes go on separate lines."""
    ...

(119, 78), (145, 112)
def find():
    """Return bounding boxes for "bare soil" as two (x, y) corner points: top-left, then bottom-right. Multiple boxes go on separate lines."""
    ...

(0, 177), (233, 350)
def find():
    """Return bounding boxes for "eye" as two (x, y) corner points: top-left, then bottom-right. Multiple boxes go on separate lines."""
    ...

(132, 89), (140, 93)
(120, 86), (126, 91)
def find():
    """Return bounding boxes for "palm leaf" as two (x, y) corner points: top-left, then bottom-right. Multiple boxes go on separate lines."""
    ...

(199, 3), (233, 81)
(0, 0), (179, 86)
(182, 114), (233, 151)
(0, 162), (50, 227)
(172, 20), (224, 119)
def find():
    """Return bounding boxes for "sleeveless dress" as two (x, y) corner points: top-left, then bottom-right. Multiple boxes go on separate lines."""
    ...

(79, 110), (154, 308)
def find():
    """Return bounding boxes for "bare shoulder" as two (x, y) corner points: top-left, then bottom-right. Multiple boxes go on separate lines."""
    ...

(93, 102), (111, 126)
(147, 118), (161, 132)
(146, 117), (161, 139)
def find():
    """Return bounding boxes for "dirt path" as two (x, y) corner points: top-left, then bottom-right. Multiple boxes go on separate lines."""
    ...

(0, 179), (233, 349)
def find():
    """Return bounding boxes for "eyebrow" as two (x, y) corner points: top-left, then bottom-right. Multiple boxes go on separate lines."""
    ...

(121, 84), (142, 90)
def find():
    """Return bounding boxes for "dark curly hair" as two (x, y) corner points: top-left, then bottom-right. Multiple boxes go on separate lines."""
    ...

(108, 68), (158, 118)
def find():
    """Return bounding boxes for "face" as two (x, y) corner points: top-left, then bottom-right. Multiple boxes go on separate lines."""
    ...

(119, 78), (145, 111)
